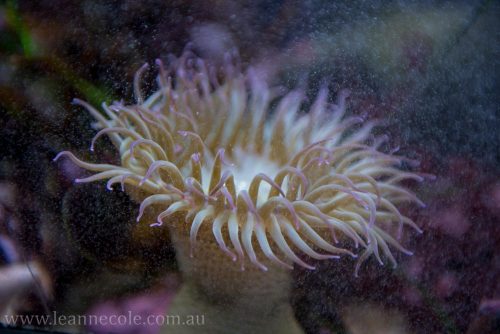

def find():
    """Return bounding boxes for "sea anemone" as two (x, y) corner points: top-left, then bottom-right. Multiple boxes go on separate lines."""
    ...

(55, 51), (425, 334)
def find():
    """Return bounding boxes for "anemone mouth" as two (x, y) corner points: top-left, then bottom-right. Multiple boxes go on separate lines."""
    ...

(55, 52), (427, 276)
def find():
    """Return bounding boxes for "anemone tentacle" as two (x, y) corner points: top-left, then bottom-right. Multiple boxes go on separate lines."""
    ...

(58, 53), (426, 276)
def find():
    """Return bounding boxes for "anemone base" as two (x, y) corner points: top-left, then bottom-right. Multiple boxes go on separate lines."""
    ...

(162, 223), (304, 334)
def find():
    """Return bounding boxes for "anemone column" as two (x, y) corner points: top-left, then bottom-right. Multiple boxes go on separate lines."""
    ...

(167, 222), (302, 334)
